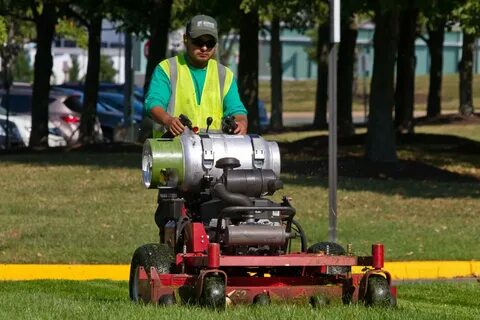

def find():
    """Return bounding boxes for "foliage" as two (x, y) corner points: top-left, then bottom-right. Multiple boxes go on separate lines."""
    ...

(0, 16), (6, 44)
(453, 0), (480, 35)
(56, 19), (88, 49)
(99, 55), (117, 82)
(12, 49), (33, 82)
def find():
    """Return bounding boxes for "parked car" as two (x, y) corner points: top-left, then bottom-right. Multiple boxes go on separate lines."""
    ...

(51, 87), (128, 142)
(0, 86), (103, 145)
(55, 82), (144, 103)
(97, 91), (143, 120)
(0, 115), (24, 149)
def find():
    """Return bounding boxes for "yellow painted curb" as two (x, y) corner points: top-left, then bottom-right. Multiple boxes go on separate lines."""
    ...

(0, 261), (478, 281)
(0, 264), (130, 281)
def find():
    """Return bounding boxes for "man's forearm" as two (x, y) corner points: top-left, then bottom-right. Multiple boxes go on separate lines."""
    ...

(150, 106), (171, 126)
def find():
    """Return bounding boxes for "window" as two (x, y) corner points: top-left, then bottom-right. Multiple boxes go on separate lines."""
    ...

(63, 95), (83, 113)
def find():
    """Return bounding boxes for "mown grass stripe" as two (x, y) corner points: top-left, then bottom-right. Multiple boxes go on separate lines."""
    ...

(1, 261), (478, 281)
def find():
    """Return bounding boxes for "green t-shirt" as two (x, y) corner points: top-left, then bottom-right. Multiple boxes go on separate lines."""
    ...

(144, 56), (247, 118)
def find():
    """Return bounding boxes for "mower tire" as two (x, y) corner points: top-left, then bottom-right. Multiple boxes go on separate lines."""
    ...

(129, 243), (174, 303)
(364, 275), (394, 307)
(199, 275), (226, 310)
(307, 242), (351, 275)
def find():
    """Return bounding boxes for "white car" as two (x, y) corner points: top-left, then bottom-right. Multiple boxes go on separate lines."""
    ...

(1, 87), (103, 145)
(0, 107), (66, 148)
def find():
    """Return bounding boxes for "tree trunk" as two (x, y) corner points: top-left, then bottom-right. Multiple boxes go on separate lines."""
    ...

(238, 7), (259, 133)
(270, 15), (283, 130)
(337, 15), (358, 137)
(80, 16), (102, 144)
(29, 3), (56, 149)
(313, 22), (329, 129)
(426, 19), (445, 118)
(365, 8), (399, 162)
(143, 0), (173, 96)
(459, 31), (475, 116)
(395, 4), (418, 133)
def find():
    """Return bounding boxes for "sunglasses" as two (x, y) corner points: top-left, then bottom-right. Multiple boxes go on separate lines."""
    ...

(190, 38), (217, 49)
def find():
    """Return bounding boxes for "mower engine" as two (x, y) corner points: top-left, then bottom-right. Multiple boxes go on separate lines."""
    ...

(130, 119), (397, 309)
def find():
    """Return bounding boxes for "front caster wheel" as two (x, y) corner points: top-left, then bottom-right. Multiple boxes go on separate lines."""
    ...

(365, 275), (394, 307)
(199, 275), (226, 310)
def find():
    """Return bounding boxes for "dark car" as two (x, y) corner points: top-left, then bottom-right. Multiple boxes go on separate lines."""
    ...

(97, 91), (143, 120)
(55, 82), (144, 102)
(0, 116), (24, 149)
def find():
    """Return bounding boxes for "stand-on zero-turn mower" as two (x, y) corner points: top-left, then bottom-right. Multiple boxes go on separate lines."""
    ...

(129, 116), (397, 309)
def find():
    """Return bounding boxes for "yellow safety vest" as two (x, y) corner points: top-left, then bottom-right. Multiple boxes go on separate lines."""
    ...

(153, 55), (233, 137)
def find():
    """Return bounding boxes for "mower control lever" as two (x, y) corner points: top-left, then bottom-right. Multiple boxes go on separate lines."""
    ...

(221, 116), (238, 134)
(161, 114), (193, 138)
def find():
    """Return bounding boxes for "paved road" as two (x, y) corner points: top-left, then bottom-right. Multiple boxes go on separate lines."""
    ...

(280, 110), (458, 127)
(280, 111), (368, 127)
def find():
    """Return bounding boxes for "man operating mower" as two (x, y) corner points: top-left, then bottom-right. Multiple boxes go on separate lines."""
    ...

(144, 14), (248, 137)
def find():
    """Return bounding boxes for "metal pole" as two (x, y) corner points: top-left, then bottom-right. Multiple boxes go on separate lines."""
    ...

(328, 0), (340, 243)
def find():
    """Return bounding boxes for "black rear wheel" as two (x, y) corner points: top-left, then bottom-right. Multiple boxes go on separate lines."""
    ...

(307, 242), (351, 275)
(129, 243), (174, 303)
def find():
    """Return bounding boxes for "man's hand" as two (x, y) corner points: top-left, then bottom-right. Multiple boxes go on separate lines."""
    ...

(165, 116), (185, 136)
(151, 107), (185, 136)
(233, 115), (248, 135)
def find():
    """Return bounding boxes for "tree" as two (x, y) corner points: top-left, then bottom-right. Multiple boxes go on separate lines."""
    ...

(238, 2), (260, 133)
(269, 15), (283, 130)
(419, 0), (458, 118)
(65, 1), (106, 143)
(260, 0), (317, 131)
(142, 0), (173, 97)
(337, 13), (358, 137)
(313, 21), (329, 129)
(0, 1), (63, 149)
(365, 2), (399, 162)
(455, 1), (480, 116)
(395, 1), (418, 133)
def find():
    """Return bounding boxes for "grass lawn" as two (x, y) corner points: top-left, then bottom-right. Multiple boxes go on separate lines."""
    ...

(259, 74), (480, 113)
(0, 123), (478, 263)
(0, 121), (478, 318)
(0, 280), (479, 320)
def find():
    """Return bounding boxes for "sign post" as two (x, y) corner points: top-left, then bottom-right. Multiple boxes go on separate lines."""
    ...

(328, 0), (340, 243)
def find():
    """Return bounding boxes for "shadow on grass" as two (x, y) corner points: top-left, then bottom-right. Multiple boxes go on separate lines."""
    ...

(1, 133), (479, 199)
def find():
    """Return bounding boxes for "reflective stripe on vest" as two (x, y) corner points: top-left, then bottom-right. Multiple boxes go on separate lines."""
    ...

(153, 55), (232, 137)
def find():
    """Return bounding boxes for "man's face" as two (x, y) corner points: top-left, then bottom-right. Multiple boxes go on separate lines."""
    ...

(185, 35), (217, 67)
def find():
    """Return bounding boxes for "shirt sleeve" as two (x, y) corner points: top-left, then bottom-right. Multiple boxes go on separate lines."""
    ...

(144, 65), (171, 117)
(223, 77), (248, 116)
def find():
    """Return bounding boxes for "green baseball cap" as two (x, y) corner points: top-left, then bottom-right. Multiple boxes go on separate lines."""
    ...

(187, 15), (218, 41)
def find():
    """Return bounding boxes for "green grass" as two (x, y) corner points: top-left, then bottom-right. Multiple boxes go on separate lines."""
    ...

(0, 123), (479, 263)
(259, 74), (480, 113)
(0, 280), (479, 320)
